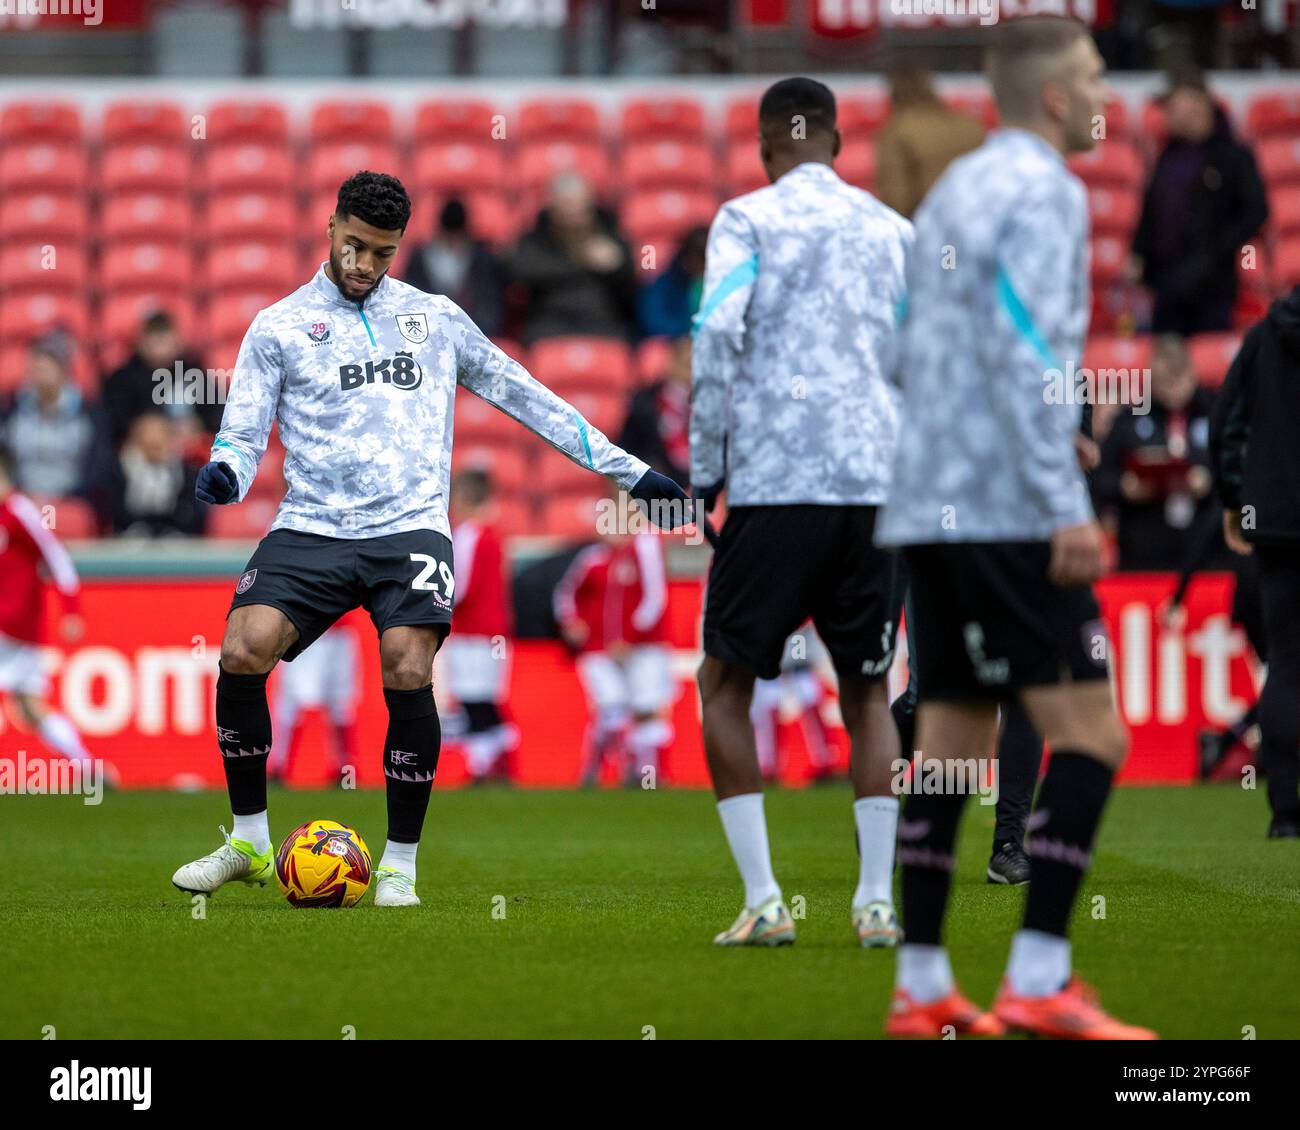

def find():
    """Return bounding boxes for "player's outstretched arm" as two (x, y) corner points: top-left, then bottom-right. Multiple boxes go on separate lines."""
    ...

(199, 312), (286, 505)
(451, 305), (690, 529)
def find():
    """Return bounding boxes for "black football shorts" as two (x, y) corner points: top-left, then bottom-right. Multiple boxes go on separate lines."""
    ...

(227, 527), (454, 661)
(903, 540), (1110, 702)
(703, 504), (904, 681)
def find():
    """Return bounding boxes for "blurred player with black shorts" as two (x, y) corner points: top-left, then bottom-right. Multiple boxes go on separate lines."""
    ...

(877, 18), (1154, 1038)
(691, 78), (913, 947)
(171, 172), (688, 906)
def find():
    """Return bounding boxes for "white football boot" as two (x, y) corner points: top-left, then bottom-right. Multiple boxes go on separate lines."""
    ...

(852, 899), (902, 948)
(713, 895), (796, 946)
(171, 826), (273, 895)
(373, 867), (421, 907)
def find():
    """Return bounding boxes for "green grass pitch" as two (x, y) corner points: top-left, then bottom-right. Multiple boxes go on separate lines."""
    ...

(2, 785), (1296, 1039)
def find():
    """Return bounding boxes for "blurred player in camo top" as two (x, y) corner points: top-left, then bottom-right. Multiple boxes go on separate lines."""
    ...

(690, 78), (913, 948)
(172, 172), (689, 907)
(876, 18), (1153, 1039)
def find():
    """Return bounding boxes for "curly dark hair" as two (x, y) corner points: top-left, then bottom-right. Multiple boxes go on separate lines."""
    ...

(336, 170), (411, 232)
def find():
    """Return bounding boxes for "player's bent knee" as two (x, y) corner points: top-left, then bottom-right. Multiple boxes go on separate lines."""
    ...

(220, 635), (278, 675)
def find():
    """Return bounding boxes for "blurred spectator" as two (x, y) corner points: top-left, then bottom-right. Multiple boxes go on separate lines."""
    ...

(874, 68), (986, 219)
(1146, 1), (1230, 71)
(617, 334), (691, 485)
(1130, 70), (1267, 336)
(0, 334), (106, 508)
(637, 226), (707, 338)
(1094, 334), (1226, 571)
(400, 198), (506, 338)
(512, 173), (637, 345)
(108, 412), (206, 538)
(101, 311), (220, 447)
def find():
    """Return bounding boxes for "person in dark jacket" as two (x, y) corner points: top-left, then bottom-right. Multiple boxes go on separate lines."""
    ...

(101, 310), (219, 445)
(1131, 70), (1268, 336)
(512, 173), (637, 345)
(636, 226), (707, 339)
(400, 198), (507, 339)
(1094, 333), (1225, 570)
(108, 412), (207, 538)
(617, 334), (691, 484)
(1210, 286), (1300, 837)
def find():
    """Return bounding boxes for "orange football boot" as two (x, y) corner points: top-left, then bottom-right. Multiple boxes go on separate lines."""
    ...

(993, 976), (1157, 1040)
(885, 988), (1006, 1038)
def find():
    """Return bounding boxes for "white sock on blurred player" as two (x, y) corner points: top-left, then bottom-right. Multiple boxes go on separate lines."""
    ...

(1006, 929), (1071, 997)
(716, 793), (781, 908)
(896, 944), (955, 1004)
(231, 810), (271, 854)
(852, 795), (898, 907)
(379, 839), (418, 880)
(38, 711), (92, 765)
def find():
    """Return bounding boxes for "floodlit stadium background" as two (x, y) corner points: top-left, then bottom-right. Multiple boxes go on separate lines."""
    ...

(2, 2), (1298, 786)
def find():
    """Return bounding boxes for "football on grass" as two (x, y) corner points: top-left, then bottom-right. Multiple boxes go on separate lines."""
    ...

(275, 819), (372, 907)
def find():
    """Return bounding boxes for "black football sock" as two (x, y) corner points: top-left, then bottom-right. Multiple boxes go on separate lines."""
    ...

(1022, 751), (1115, 937)
(897, 785), (969, 946)
(891, 680), (918, 759)
(383, 684), (441, 844)
(993, 701), (1045, 852)
(216, 666), (273, 816)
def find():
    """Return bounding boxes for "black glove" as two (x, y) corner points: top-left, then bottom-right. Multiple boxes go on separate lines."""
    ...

(195, 461), (239, 505)
(691, 478), (725, 515)
(628, 468), (691, 529)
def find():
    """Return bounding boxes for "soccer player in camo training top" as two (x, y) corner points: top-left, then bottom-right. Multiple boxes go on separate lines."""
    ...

(690, 77), (914, 948)
(876, 17), (1154, 1039)
(172, 172), (688, 907)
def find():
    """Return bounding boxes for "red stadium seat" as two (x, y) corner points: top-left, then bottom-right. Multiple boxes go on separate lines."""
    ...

(203, 240), (298, 296)
(100, 193), (192, 244)
(622, 188), (717, 247)
(103, 101), (187, 145)
(1257, 137), (1300, 187)
(451, 441), (534, 495)
(838, 93), (891, 137)
(0, 293), (88, 343)
(636, 336), (676, 384)
(635, 234), (676, 278)
(837, 139), (876, 190)
(0, 192), (88, 243)
(27, 495), (98, 539)
(1099, 96), (1130, 141)
(98, 293), (197, 355)
(407, 191), (516, 246)
(518, 141), (610, 196)
(1271, 186), (1300, 237)
(0, 101), (81, 144)
(1273, 236), (1300, 289)
(530, 336), (634, 393)
(0, 345), (30, 394)
(209, 292), (281, 343)
(204, 192), (288, 243)
(1068, 140), (1142, 189)
(1087, 185), (1141, 237)
(207, 336), (244, 376)
(202, 143), (295, 195)
(309, 100), (396, 145)
(1090, 234), (1130, 284)
(1246, 91), (1300, 140)
(308, 141), (401, 195)
(1188, 332), (1243, 389)
(206, 497), (279, 539)
(944, 91), (998, 130)
(558, 388), (625, 437)
(0, 143), (87, 193)
(454, 389), (517, 444)
(413, 99), (500, 145)
(490, 496), (538, 537)
(1082, 334), (1153, 377)
(517, 98), (602, 143)
(492, 337), (526, 365)
(100, 242), (193, 296)
(619, 139), (717, 191)
(409, 142), (507, 195)
(724, 140), (766, 196)
(620, 97), (706, 143)
(535, 491), (608, 541)
(204, 100), (291, 145)
(100, 142), (191, 194)
(723, 97), (760, 141)
(0, 243), (87, 293)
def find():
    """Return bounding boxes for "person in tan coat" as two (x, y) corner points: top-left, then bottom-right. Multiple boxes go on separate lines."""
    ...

(874, 68), (987, 219)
